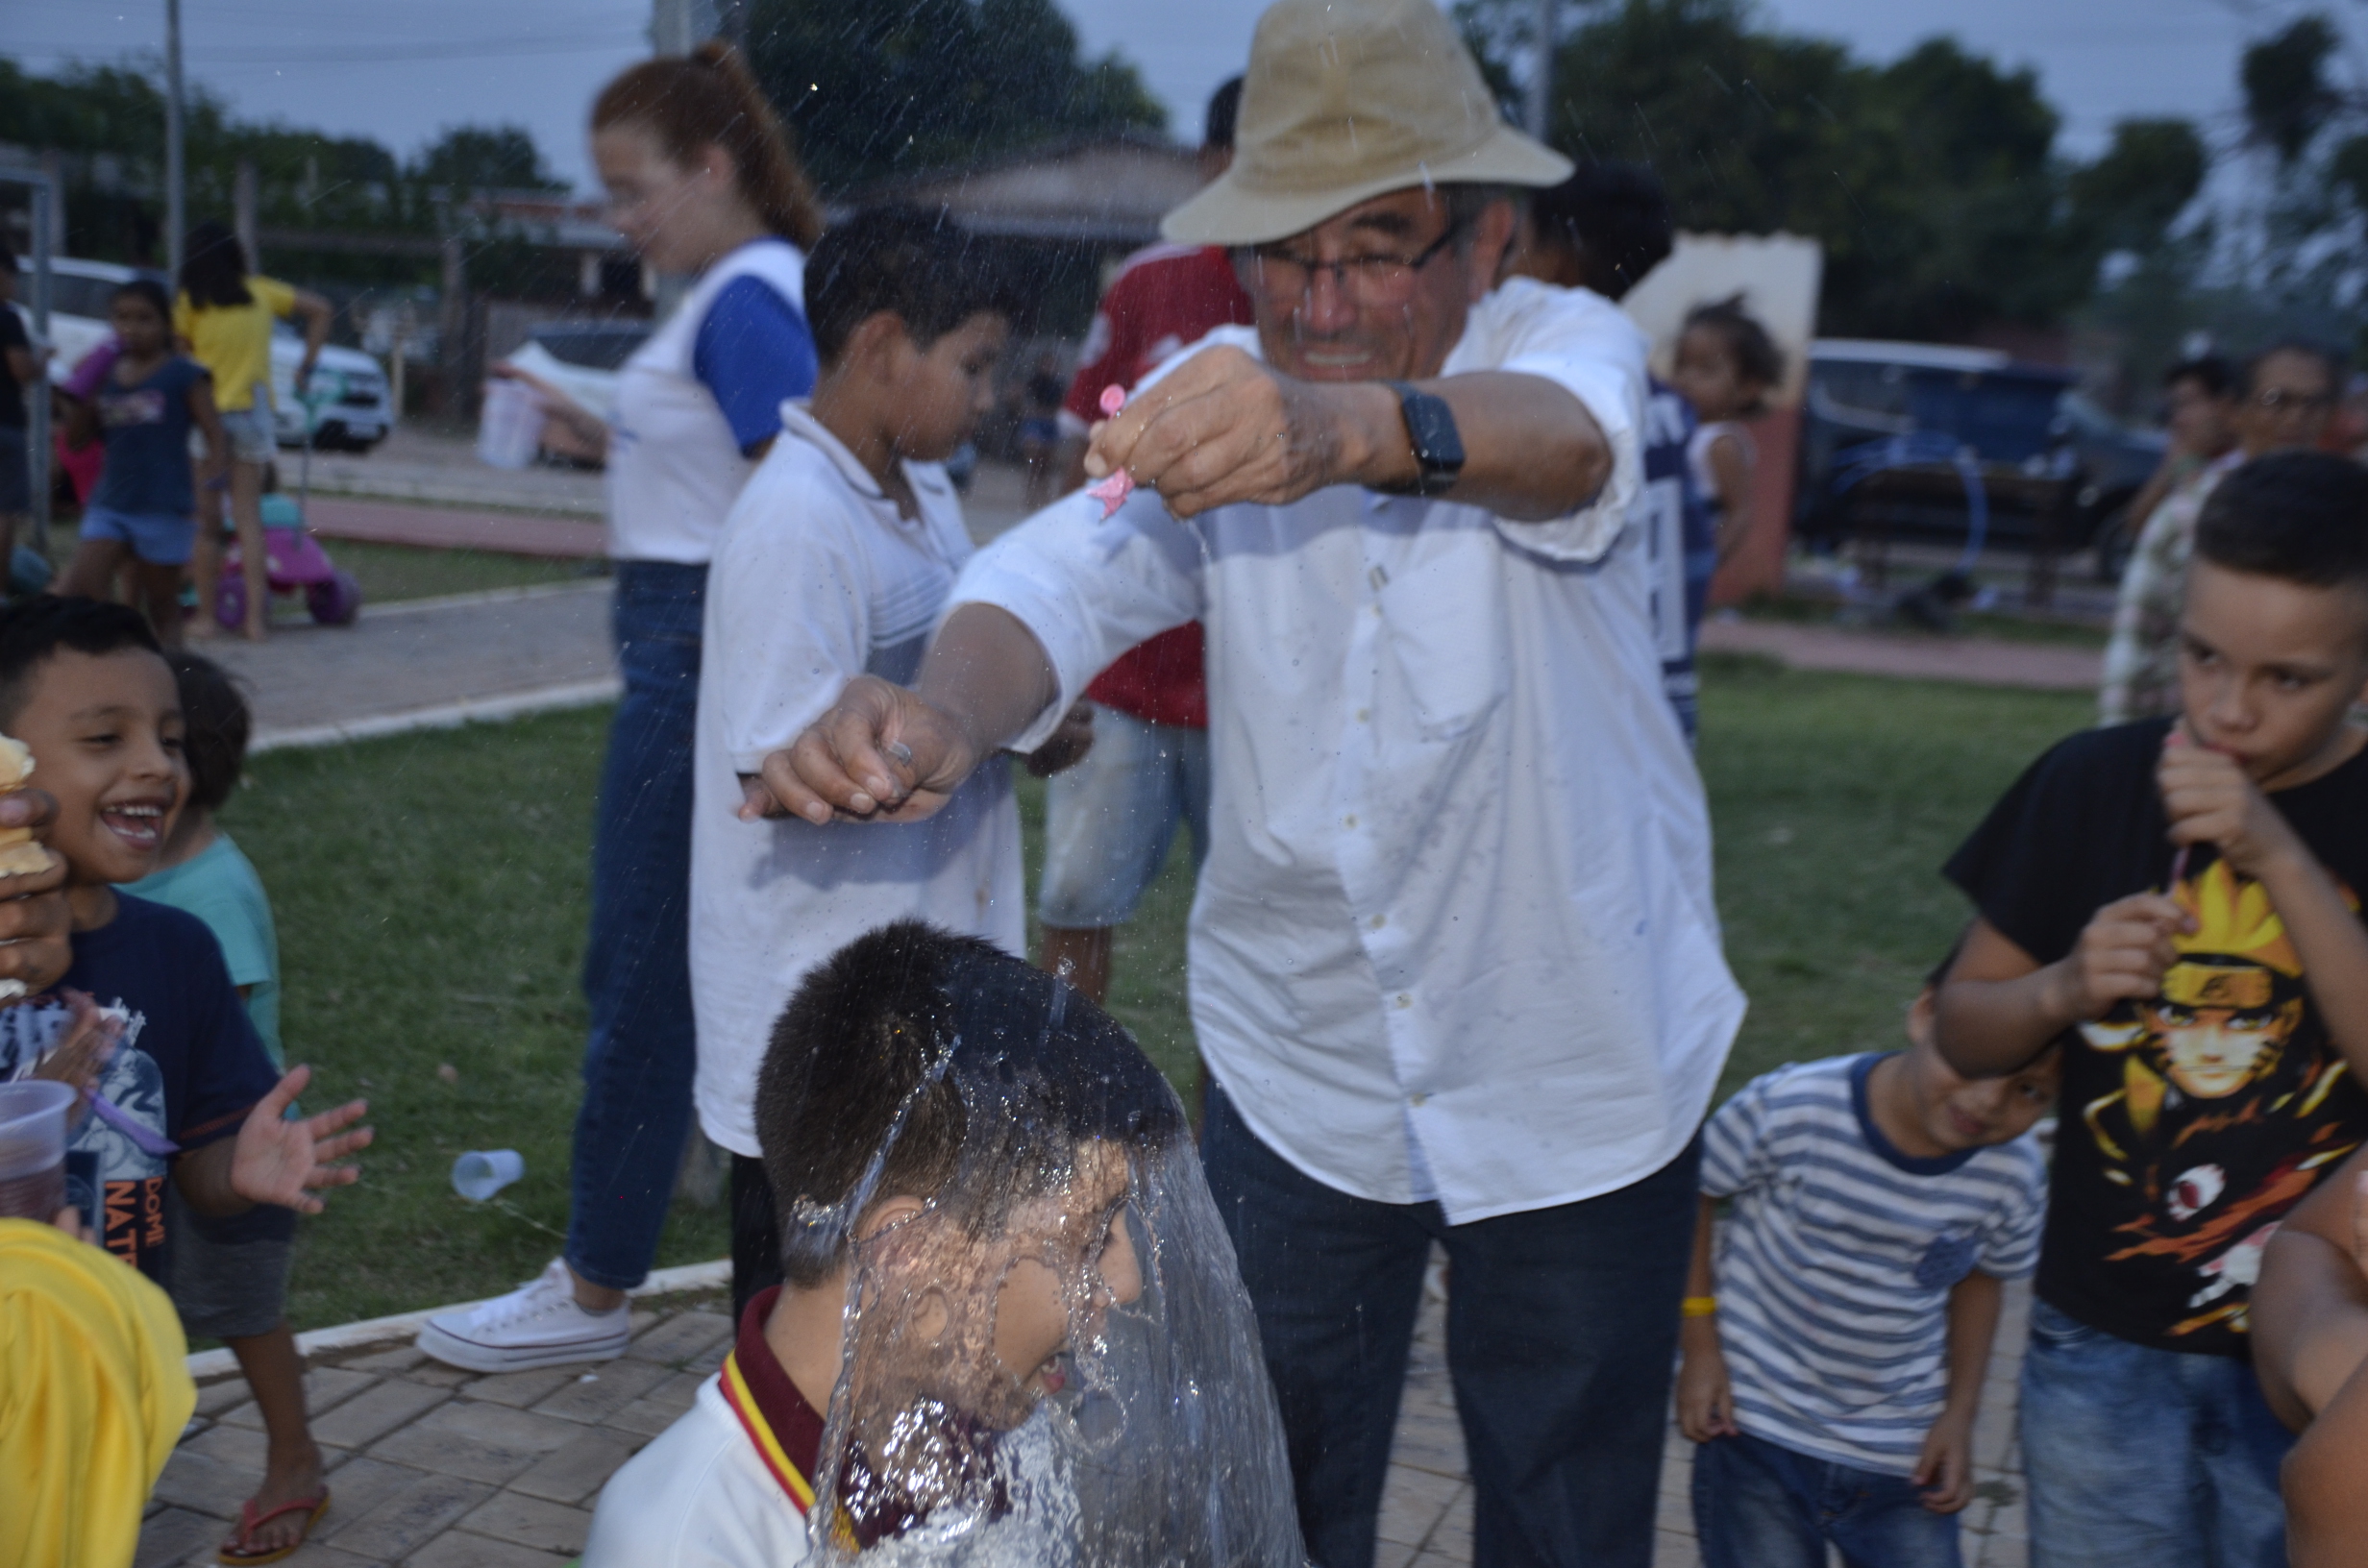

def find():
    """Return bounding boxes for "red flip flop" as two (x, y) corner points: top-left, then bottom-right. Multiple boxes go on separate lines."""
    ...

(217, 1490), (330, 1564)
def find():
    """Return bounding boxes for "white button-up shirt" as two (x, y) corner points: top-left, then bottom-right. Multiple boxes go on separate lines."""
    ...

(955, 278), (1744, 1222)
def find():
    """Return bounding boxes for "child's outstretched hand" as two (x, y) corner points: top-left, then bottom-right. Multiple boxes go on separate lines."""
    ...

(1674, 1341), (1739, 1443)
(1912, 1410), (1976, 1513)
(2158, 726), (2304, 881)
(230, 1066), (372, 1214)
(2048, 893), (2191, 1021)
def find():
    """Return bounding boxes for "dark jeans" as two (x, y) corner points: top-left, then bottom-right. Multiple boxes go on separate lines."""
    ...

(1203, 1085), (1701, 1568)
(564, 560), (706, 1292)
(1691, 1430), (1960, 1568)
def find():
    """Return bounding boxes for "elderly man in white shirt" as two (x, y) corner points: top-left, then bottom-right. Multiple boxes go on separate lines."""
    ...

(742, 1), (1745, 1563)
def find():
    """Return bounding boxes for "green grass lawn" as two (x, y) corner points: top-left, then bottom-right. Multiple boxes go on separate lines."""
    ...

(227, 659), (2087, 1330)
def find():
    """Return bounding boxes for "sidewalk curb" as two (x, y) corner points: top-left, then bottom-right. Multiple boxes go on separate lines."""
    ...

(249, 676), (622, 753)
(186, 1258), (731, 1380)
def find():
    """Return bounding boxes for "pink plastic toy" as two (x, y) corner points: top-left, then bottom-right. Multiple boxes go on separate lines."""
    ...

(1085, 383), (1135, 518)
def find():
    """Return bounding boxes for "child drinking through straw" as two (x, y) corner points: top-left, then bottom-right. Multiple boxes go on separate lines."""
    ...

(60, 280), (228, 645)
(1669, 294), (1784, 570)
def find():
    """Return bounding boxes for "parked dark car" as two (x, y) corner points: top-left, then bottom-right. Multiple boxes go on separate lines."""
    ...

(1795, 340), (2163, 578)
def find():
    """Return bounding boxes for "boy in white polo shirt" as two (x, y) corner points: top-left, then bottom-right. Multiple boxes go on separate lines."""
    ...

(683, 207), (1048, 1315)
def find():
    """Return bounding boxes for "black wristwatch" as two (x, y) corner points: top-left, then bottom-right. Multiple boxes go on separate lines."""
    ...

(1383, 380), (1466, 498)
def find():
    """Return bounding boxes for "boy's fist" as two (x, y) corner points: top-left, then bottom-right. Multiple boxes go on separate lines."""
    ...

(2049, 893), (2191, 1022)
(230, 1066), (372, 1215)
(2158, 731), (2302, 880)
(1912, 1410), (1976, 1513)
(1675, 1341), (1739, 1443)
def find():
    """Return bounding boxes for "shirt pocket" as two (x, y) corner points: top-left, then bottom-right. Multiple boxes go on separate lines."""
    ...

(1374, 542), (1510, 740)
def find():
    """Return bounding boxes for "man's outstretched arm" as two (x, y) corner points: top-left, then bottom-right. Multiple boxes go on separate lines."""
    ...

(747, 604), (1057, 825)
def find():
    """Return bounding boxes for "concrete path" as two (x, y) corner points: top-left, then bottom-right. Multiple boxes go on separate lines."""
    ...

(1700, 616), (2102, 693)
(136, 1271), (2032, 1568)
(307, 498), (605, 561)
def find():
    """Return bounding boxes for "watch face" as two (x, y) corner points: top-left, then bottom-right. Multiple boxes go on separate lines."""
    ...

(1398, 386), (1465, 479)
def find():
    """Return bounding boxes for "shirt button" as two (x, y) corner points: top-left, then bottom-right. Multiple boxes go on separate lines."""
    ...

(1343, 814), (1358, 828)
(1369, 914), (1387, 930)
(1356, 708), (1371, 723)
(1395, 992), (1413, 1009)
(1409, 1091), (1429, 1107)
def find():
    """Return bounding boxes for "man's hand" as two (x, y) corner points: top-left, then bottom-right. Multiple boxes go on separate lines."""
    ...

(1023, 701), (1095, 778)
(228, 1066), (371, 1215)
(1674, 1340), (1739, 1443)
(1912, 1410), (1976, 1513)
(1082, 346), (1383, 519)
(2042, 893), (2192, 1023)
(741, 675), (985, 825)
(2159, 732), (2305, 881)
(0, 790), (71, 1000)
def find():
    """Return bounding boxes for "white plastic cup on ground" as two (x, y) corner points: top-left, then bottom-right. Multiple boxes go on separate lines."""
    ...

(452, 1148), (526, 1202)
(0, 1080), (77, 1220)
(476, 378), (545, 470)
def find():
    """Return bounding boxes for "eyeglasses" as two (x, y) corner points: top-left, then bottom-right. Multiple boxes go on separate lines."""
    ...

(1238, 222), (1466, 306)
(2249, 387), (2335, 413)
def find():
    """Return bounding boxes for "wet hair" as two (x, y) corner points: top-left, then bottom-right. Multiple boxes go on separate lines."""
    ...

(1204, 75), (1245, 151)
(1683, 294), (1787, 412)
(2195, 452), (2368, 592)
(803, 207), (1009, 367)
(0, 598), (164, 730)
(592, 40), (823, 250)
(168, 652), (251, 817)
(2163, 354), (2235, 400)
(2242, 338), (2343, 397)
(111, 279), (172, 324)
(1525, 160), (1673, 302)
(756, 919), (1185, 1288)
(179, 221), (252, 309)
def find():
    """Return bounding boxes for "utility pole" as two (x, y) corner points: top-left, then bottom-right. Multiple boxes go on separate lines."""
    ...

(1524, 0), (1556, 142)
(164, 0), (185, 278)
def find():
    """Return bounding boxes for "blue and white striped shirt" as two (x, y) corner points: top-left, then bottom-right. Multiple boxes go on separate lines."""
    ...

(1702, 1053), (2046, 1474)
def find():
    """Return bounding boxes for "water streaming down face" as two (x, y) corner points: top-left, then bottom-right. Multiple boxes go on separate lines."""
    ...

(777, 927), (1305, 1567)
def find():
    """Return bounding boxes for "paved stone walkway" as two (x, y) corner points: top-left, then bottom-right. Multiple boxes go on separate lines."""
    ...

(1698, 616), (2100, 694)
(138, 1269), (2033, 1567)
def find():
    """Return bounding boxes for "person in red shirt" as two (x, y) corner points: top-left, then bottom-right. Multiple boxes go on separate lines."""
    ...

(1039, 77), (1253, 1006)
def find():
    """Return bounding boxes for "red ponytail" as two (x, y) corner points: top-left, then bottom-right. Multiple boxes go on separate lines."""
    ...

(592, 40), (824, 250)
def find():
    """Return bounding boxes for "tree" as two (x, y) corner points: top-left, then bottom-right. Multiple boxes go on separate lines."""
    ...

(743, 0), (1165, 191)
(2068, 120), (2208, 257)
(409, 126), (563, 194)
(2241, 15), (2341, 165)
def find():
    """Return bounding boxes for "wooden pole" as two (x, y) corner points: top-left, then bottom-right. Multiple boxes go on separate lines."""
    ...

(164, 0), (185, 278)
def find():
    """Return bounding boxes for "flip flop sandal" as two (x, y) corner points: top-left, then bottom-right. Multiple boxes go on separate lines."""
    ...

(217, 1490), (330, 1564)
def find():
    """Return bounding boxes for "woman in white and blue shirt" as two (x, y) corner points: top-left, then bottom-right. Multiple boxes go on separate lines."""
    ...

(416, 43), (824, 1374)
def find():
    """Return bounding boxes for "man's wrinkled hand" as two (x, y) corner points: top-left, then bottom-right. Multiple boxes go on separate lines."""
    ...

(1082, 346), (1356, 519)
(1024, 701), (1095, 778)
(229, 1066), (372, 1215)
(0, 789), (71, 1001)
(741, 675), (982, 825)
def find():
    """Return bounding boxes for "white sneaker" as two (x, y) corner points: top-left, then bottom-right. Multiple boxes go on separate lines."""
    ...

(415, 1259), (631, 1372)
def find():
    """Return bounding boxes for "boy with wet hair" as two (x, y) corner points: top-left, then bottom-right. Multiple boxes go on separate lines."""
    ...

(1938, 451), (2368, 1567)
(1679, 947), (2054, 1567)
(582, 919), (1298, 1567)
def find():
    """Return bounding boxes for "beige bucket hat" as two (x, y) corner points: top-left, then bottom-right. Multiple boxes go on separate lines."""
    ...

(1162, 0), (1574, 247)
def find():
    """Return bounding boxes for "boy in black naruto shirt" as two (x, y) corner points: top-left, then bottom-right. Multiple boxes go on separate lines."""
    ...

(1938, 453), (2368, 1568)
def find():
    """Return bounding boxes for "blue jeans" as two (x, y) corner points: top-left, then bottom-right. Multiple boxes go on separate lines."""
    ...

(564, 560), (705, 1291)
(1037, 703), (1210, 927)
(2020, 1299), (2290, 1568)
(1203, 1086), (1699, 1568)
(1691, 1430), (1959, 1568)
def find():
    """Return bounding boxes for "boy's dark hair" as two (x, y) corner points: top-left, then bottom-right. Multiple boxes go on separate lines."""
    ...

(2164, 354), (2235, 400)
(1205, 75), (1246, 151)
(803, 207), (1009, 367)
(179, 222), (253, 310)
(755, 919), (1183, 1288)
(1685, 294), (1787, 409)
(2243, 338), (2343, 396)
(1526, 161), (1673, 302)
(2195, 452), (2368, 592)
(112, 279), (173, 323)
(168, 652), (251, 816)
(0, 598), (164, 729)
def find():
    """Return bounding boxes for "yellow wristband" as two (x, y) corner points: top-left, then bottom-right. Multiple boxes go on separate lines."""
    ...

(1681, 1295), (1718, 1318)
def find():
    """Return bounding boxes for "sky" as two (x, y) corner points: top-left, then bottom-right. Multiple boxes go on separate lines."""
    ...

(10, 0), (2357, 191)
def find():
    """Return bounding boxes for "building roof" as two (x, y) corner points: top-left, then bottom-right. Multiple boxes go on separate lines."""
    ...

(846, 133), (1202, 246)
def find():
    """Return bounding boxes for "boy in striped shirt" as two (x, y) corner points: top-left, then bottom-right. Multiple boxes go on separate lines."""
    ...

(1678, 966), (2056, 1568)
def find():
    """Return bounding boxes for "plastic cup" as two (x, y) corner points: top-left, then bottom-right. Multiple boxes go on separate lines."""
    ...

(476, 379), (545, 470)
(452, 1148), (525, 1203)
(0, 1080), (77, 1221)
